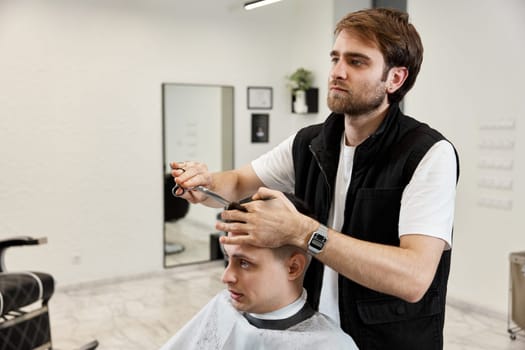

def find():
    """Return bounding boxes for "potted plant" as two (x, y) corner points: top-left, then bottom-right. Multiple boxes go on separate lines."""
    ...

(286, 67), (313, 94)
(286, 68), (313, 114)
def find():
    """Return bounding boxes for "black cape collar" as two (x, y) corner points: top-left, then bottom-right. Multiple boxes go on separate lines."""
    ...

(243, 302), (316, 330)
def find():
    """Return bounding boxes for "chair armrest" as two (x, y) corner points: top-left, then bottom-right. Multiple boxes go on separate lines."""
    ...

(0, 236), (48, 272)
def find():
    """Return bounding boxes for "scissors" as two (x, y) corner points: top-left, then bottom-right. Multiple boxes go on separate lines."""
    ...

(172, 184), (247, 212)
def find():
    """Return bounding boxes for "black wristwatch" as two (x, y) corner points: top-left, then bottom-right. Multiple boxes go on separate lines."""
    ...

(307, 224), (328, 255)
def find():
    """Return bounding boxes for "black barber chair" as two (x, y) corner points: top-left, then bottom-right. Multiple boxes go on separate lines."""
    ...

(164, 174), (189, 222)
(164, 174), (190, 255)
(0, 236), (98, 350)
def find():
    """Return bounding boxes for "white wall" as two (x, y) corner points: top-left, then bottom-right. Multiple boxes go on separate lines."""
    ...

(406, 0), (525, 314)
(0, 0), (334, 286)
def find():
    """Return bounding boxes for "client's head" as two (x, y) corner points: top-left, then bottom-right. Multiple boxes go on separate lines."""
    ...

(221, 193), (313, 314)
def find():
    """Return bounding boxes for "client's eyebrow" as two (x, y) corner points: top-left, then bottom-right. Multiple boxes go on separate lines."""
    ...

(222, 244), (258, 263)
(228, 252), (258, 265)
(231, 252), (251, 260)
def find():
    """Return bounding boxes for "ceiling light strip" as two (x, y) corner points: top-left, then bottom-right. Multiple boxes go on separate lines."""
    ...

(244, 0), (283, 10)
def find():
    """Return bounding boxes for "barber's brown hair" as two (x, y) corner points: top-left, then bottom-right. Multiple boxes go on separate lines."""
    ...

(335, 8), (423, 104)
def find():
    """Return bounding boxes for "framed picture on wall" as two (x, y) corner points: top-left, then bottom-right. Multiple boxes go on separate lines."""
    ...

(251, 113), (269, 143)
(247, 86), (272, 109)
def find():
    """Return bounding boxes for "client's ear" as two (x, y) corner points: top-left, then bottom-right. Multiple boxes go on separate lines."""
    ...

(287, 252), (307, 281)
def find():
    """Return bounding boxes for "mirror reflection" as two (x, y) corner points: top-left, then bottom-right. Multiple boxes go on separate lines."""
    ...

(162, 83), (234, 267)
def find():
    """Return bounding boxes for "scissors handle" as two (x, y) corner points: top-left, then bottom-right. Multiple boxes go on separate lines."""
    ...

(171, 184), (186, 197)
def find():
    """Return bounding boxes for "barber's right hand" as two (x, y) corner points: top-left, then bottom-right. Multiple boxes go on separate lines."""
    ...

(170, 161), (213, 204)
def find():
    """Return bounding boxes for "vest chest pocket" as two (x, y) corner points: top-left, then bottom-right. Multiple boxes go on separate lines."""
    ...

(348, 188), (403, 244)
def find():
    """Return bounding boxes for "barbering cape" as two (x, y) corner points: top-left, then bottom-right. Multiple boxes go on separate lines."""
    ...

(160, 289), (358, 350)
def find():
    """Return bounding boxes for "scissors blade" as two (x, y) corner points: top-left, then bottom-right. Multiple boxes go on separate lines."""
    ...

(193, 186), (247, 212)
(172, 185), (246, 212)
(191, 186), (231, 207)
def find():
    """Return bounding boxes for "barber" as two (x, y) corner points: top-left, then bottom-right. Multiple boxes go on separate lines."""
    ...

(172, 8), (458, 349)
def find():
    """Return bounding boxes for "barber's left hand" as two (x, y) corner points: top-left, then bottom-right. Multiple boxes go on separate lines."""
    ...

(217, 187), (317, 249)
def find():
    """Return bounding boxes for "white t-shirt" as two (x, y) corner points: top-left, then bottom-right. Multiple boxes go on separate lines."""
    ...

(251, 131), (457, 324)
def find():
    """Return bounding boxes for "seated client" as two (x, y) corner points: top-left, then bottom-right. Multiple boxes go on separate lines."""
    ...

(160, 194), (358, 350)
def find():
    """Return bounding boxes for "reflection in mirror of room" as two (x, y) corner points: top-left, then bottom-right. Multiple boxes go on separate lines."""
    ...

(162, 84), (234, 267)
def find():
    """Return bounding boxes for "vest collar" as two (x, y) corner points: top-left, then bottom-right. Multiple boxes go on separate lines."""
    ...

(309, 103), (402, 183)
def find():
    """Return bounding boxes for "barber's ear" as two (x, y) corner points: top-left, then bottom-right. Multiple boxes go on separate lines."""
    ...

(287, 252), (307, 281)
(387, 66), (408, 93)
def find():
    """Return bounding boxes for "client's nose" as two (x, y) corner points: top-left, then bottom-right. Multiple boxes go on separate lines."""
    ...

(221, 260), (236, 284)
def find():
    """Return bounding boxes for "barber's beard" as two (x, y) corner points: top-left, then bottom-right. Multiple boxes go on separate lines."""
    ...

(327, 80), (387, 117)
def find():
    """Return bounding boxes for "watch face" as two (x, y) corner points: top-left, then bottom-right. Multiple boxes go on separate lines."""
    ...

(308, 226), (328, 254)
(310, 233), (327, 250)
(311, 241), (323, 250)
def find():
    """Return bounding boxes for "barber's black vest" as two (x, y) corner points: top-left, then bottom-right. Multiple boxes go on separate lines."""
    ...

(292, 104), (459, 350)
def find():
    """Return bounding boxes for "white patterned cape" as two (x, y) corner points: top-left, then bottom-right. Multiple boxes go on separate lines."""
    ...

(160, 289), (358, 350)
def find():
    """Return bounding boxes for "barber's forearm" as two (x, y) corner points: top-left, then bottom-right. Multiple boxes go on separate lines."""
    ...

(312, 228), (444, 303)
(209, 164), (264, 203)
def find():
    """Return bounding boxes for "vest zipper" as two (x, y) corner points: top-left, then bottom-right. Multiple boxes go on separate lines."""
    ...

(309, 144), (332, 221)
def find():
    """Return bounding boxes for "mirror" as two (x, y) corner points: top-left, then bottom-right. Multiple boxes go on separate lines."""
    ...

(162, 83), (234, 267)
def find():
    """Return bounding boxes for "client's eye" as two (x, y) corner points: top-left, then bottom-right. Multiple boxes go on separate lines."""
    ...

(240, 259), (250, 269)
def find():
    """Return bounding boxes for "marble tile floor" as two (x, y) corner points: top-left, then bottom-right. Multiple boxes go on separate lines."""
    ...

(49, 260), (525, 350)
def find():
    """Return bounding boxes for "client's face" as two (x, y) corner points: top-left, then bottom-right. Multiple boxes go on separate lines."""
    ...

(221, 243), (289, 314)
